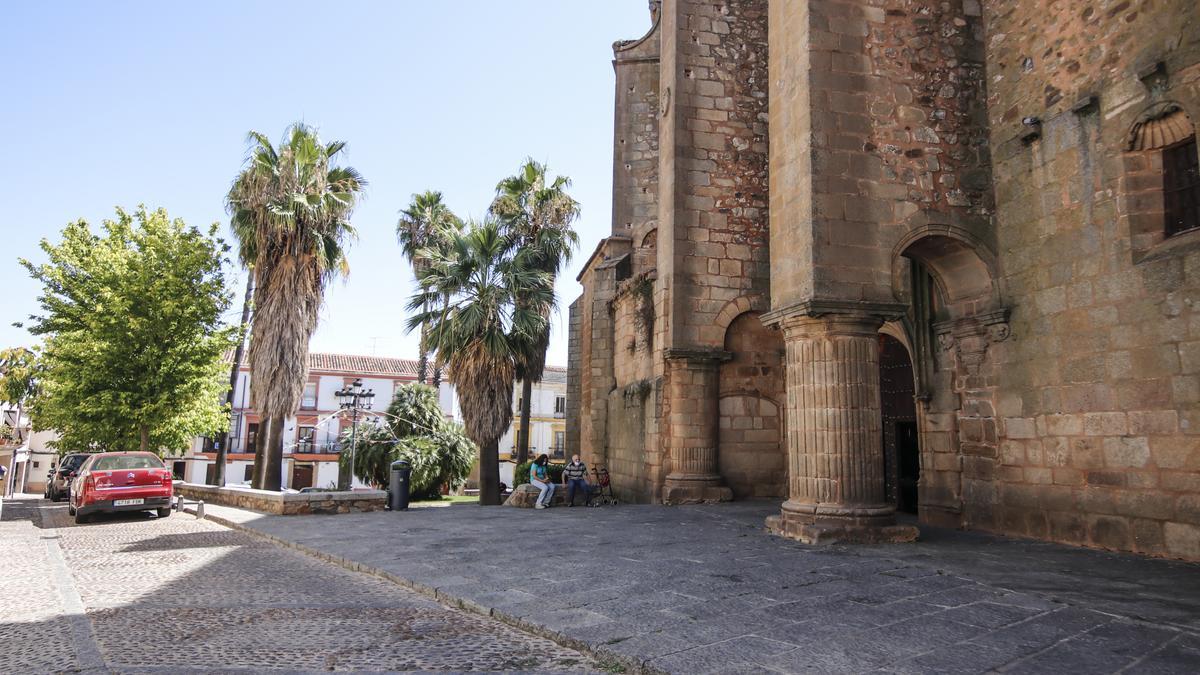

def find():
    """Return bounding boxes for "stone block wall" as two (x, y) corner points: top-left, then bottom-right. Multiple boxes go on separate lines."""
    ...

(771, 0), (994, 309)
(718, 311), (786, 498)
(660, 0), (769, 350)
(978, 0), (1200, 558)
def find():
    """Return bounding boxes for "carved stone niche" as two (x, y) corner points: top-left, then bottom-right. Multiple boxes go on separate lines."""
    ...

(935, 309), (1011, 373)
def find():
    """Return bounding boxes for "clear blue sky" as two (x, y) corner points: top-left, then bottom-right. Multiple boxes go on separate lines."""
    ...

(0, 1), (653, 368)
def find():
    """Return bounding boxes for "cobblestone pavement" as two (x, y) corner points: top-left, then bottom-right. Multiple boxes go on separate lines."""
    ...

(208, 500), (1200, 674)
(0, 496), (596, 673)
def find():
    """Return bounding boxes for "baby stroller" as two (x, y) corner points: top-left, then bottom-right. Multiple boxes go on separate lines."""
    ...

(588, 465), (618, 506)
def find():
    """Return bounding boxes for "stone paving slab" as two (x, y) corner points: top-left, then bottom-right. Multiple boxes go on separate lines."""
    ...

(194, 499), (1200, 674)
(2, 496), (597, 673)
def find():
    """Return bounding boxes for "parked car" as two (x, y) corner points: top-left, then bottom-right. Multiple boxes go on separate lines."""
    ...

(44, 453), (91, 502)
(68, 452), (173, 524)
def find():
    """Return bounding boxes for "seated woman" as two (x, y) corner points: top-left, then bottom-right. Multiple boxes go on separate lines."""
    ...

(530, 454), (555, 509)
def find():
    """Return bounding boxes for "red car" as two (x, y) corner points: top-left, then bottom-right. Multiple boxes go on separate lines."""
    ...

(69, 452), (174, 524)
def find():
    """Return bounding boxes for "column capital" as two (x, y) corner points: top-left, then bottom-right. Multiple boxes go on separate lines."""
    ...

(761, 299), (908, 332)
(934, 308), (1011, 372)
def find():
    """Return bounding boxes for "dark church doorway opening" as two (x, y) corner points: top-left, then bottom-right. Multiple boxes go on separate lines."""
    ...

(879, 333), (919, 514)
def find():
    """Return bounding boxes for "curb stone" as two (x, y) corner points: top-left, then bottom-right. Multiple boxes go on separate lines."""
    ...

(185, 504), (665, 675)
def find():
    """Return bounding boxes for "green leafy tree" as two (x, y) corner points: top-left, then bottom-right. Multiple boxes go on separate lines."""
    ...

(20, 208), (236, 454)
(0, 347), (40, 445)
(408, 218), (553, 505)
(489, 159), (580, 465)
(397, 191), (461, 386)
(340, 383), (475, 499)
(226, 123), (366, 491)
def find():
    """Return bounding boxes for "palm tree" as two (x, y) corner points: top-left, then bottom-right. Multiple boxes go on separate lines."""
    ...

(226, 123), (365, 491)
(397, 191), (460, 385)
(408, 219), (552, 505)
(490, 159), (580, 465)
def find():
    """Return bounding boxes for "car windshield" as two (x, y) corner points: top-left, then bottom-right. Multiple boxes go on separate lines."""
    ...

(62, 455), (87, 470)
(90, 455), (163, 471)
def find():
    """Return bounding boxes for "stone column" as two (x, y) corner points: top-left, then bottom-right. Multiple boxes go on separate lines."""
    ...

(662, 349), (733, 504)
(765, 306), (918, 543)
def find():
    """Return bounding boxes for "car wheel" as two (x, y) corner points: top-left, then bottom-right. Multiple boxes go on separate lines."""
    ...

(156, 507), (171, 518)
(67, 503), (76, 516)
(74, 510), (90, 525)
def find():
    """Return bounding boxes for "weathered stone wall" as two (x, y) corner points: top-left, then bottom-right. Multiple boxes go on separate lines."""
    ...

(770, 0), (993, 309)
(565, 298), (582, 457)
(612, 14), (661, 248)
(719, 312), (786, 498)
(660, 0), (770, 350)
(977, 0), (1200, 558)
(656, 0), (771, 501)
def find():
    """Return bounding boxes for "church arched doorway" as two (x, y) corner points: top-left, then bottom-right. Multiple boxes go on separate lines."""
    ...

(879, 333), (919, 514)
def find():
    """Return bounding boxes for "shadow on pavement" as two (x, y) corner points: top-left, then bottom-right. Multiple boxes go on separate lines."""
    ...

(0, 497), (597, 673)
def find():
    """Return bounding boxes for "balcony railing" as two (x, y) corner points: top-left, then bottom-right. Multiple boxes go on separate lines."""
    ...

(292, 441), (342, 455)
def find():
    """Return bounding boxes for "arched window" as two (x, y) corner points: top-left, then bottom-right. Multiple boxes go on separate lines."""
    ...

(1127, 104), (1199, 240)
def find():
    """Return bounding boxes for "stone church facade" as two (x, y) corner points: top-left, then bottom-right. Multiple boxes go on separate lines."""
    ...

(567, 0), (1200, 559)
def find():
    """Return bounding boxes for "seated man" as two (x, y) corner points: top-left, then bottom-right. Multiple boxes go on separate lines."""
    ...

(562, 454), (590, 507)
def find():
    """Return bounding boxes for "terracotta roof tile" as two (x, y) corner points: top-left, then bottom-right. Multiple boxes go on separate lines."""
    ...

(306, 353), (420, 377)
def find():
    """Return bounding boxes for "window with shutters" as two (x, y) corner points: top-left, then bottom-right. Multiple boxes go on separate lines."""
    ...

(1164, 137), (1200, 238)
(1124, 104), (1199, 260)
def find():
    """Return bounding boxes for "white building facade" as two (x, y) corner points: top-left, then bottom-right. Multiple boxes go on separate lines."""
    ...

(185, 353), (451, 490)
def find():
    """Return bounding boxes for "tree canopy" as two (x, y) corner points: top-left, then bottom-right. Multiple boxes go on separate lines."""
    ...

(407, 218), (553, 504)
(0, 347), (40, 408)
(342, 383), (476, 498)
(20, 207), (237, 454)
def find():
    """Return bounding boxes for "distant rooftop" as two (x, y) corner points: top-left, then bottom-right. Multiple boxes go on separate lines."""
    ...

(232, 351), (564, 382)
(539, 365), (568, 385)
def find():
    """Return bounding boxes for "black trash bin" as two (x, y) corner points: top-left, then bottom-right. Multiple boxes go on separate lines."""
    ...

(390, 460), (411, 511)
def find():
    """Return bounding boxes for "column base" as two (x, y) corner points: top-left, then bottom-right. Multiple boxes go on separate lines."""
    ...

(662, 476), (733, 505)
(766, 500), (919, 544)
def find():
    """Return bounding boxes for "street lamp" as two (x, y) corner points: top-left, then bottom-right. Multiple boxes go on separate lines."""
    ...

(336, 379), (375, 490)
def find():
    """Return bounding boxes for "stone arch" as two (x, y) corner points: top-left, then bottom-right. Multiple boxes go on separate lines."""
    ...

(715, 293), (769, 335)
(1127, 101), (1192, 151)
(639, 228), (657, 249)
(717, 311), (787, 499)
(891, 225), (1002, 320)
(1122, 102), (1198, 253)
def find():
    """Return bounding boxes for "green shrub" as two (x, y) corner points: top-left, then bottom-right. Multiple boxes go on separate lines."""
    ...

(340, 383), (476, 498)
(514, 459), (564, 487)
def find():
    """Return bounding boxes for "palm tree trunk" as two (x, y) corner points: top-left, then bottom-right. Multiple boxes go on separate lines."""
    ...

(253, 416), (284, 491)
(266, 416), (285, 491)
(251, 414), (268, 489)
(479, 438), (502, 506)
(516, 377), (533, 465)
(418, 320), (429, 384)
(215, 270), (254, 486)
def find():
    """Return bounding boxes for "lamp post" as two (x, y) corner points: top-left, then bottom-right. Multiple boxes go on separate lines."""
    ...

(336, 379), (375, 490)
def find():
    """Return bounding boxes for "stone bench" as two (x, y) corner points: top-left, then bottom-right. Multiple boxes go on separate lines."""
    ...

(503, 483), (593, 508)
(176, 482), (388, 515)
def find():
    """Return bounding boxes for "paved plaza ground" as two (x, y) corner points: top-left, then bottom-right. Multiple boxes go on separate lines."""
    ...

(203, 499), (1200, 674)
(7, 494), (1200, 673)
(0, 496), (594, 673)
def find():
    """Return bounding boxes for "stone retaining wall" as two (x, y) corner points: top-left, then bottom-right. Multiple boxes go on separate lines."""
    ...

(176, 482), (387, 515)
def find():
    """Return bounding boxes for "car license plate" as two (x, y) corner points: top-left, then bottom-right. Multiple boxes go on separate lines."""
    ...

(113, 498), (144, 506)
